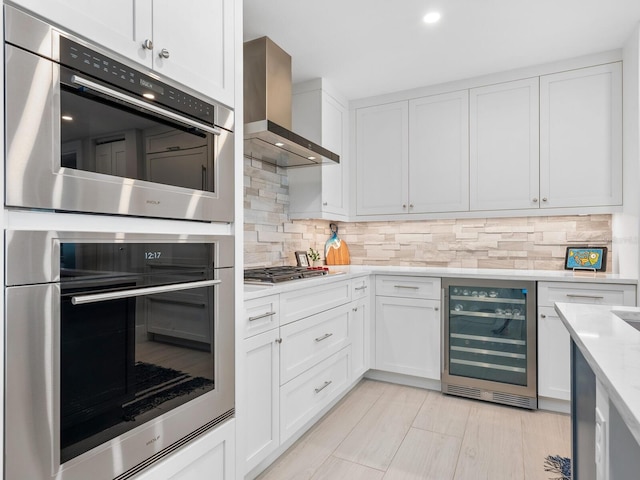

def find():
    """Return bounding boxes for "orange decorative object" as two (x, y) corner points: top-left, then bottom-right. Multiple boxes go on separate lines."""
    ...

(325, 223), (350, 265)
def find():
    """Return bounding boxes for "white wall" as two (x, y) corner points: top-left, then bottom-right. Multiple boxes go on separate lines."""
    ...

(613, 23), (640, 282)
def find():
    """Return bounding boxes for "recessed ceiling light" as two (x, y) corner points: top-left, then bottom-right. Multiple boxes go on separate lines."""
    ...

(275, 142), (285, 147)
(61, 115), (73, 121)
(307, 156), (316, 160)
(142, 92), (155, 100)
(423, 12), (441, 24)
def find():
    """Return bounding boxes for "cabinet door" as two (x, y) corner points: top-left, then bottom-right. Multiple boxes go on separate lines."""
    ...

(540, 63), (622, 208)
(375, 296), (440, 380)
(290, 84), (348, 219)
(537, 306), (570, 401)
(356, 101), (409, 215)
(409, 91), (469, 213)
(350, 298), (370, 378)
(244, 329), (280, 473)
(152, 0), (235, 105)
(12, 0), (153, 67)
(470, 78), (540, 211)
(320, 93), (348, 216)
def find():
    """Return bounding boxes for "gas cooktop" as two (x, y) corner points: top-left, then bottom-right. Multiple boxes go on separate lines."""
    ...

(244, 266), (329, 284)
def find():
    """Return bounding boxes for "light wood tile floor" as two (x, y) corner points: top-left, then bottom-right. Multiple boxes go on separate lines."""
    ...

(257, 379), (570, 480)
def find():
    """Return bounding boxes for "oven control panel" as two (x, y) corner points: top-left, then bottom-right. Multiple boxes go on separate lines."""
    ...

(59, 36), (215, 125)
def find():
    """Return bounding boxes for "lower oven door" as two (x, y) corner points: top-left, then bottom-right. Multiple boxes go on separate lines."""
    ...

(5, 244), (234, 480)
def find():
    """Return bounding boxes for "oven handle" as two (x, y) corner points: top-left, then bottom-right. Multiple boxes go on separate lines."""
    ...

(70, 75), (222, 136)
(71, 279), (221, 305)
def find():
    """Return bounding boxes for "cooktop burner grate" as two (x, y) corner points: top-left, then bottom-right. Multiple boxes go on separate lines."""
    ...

(244, 266), (328, 284)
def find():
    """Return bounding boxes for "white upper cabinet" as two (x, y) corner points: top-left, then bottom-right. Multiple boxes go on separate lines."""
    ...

(540, 63), (622, 208)
(152, 0), (234, 106)
(470, 78), (540, 211)
(409, 91), (469, 213)
(12, 0), (235, 105)
(12, 0), (153, 65)
(290, 79), (349, 220)
(356, 101), (409, 215)
(355, 91), (469, 217)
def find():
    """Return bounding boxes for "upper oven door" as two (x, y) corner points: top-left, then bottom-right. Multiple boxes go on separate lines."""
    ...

(5, 43), (234, 222)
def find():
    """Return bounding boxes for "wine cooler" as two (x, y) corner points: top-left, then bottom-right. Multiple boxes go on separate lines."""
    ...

(441, 278), (537, 409)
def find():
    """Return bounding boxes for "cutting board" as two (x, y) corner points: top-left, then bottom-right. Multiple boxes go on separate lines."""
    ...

(325, 223), (350, 265)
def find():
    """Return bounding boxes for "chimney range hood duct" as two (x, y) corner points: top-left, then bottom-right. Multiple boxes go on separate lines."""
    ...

(244, 37), (340, 168)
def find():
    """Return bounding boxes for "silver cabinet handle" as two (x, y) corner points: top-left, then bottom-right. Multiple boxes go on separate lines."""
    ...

(142, 39), (153, 50)
(275, 338), (282, 344)
(409, 204), (414, 208)
(435, 307), (439, 311)
(566, 294), (605, 300)
(355, 286), (368, 291)
(542, 197), (548, 202)
(72, 279), (220, 305)
(314, 380), (332, 393)
(352, 307), (359, 312)
(532, 198), (538, 203)
(394, 285), (419, 290)
(248, 311), (276, 322)
(70, 75), (221, 136)
(315, 333), (333, 343)
(159, 48), (170, 59)
(540, 313), (546, 318)
(402, 204), (407, 208)
(322, 202), (328, 206)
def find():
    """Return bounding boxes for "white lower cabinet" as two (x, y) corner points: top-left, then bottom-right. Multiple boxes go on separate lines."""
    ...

(280, 347), (351, 443)
(537, 305), (571, 401)
(244, 329), (280, 473)
(350, 297), (370, 378)
(374, 276), (442, 380)
(243, 278), (369, 476)
(375, 296), (440, 379)
(280, 303), (351, 384)
(133, 419), (235, 480)
(537, 282), (636, 402)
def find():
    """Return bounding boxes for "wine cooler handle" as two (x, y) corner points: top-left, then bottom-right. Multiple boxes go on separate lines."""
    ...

(441, 287), (446, 373)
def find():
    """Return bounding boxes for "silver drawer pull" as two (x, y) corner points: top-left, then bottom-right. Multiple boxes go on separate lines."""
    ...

(248, 311), (277, 322)
(394, 285), (420, 290)
(355, 285), (368, 291)
(565, 294), (605, 300)
(314, 380), (332, 394)
(315, 333), (333, 342)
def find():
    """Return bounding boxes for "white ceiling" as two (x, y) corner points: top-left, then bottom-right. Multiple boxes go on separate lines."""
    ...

(243, 0), (640, 101)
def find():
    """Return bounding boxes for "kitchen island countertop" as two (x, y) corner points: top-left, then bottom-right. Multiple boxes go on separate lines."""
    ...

(555, 302), (640, 447)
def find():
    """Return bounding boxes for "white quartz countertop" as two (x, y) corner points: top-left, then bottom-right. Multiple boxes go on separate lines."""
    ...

(244, 265), (636, 300)
(555, 302), (640, 447)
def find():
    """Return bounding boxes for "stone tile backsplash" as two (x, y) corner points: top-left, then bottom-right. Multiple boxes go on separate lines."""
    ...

(244, 158), (613, 270)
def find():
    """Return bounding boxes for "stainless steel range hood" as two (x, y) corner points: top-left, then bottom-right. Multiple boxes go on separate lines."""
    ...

(244, 37), (340, 168)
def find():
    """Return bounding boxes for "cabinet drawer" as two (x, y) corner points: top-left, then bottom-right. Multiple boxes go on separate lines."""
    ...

(280, 303), (351, 384)
(351, 276), (370, 300)
(375, 275), (441, 299)
(243, 295), (280, 338)
(280, 347), (350, 443)
(280, 280), (351, 325)
(538, 282), (636, 307)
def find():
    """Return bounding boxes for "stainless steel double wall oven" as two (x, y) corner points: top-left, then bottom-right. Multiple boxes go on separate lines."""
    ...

(3, 6), (236, 480)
